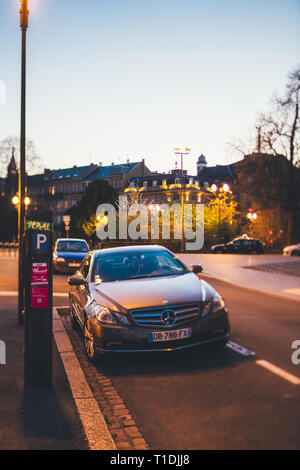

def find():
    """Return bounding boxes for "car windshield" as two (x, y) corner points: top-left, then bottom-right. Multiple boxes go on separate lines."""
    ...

(57, 241), (89, 253)
(92, 251), (187, 282)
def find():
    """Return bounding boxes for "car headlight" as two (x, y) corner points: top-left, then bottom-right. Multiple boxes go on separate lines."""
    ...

(114, 311), (131, 326)
(94, 305), (116, 325)
(202, 294), (225, 317)
(56, 257), (65, 262)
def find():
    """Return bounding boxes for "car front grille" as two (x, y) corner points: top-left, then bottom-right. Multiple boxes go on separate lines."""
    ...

(130, 303), (202, 328)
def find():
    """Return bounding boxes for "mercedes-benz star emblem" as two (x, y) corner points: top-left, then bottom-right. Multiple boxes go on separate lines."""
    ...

(161, 309), (176, 326)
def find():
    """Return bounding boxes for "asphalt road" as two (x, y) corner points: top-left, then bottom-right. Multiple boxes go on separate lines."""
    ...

(55, 271), (300, 450)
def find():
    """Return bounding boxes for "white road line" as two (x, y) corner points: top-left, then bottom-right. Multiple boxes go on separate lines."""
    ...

(52, 308), (116, 450)
(256, 360), (300, 386)
(226, 340), (256, 357)
(226, 341), (300, 386)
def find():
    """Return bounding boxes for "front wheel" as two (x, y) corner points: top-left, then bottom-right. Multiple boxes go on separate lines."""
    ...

(291, 250), (300, 257)
(84, 318), (98, 363)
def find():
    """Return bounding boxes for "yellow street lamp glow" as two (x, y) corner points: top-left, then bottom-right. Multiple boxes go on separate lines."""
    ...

(96, 215), (108, 224)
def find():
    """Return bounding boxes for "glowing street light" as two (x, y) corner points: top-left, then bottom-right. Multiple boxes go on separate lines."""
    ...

(247, 209), (257, 220)
(12, 195), (19, 206)
(12, 194), (31, 208)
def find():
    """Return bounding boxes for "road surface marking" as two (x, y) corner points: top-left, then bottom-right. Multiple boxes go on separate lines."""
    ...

(226, 341), (300, 385)
(282, 288), (300, 297)
(52, 308), (116, 450)
(226, 340), (256, 357)
(256, 360), (300, 385)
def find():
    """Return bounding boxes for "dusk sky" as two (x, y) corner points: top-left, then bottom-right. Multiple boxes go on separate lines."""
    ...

(1, 0), (299, 175)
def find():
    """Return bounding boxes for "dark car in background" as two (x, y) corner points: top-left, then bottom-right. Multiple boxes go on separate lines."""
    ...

(211, 237), (264, 254)
(53, 238), (90, 273)
(68, 245), (230, 362)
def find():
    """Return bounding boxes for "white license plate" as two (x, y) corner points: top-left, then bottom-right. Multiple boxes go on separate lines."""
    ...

(149, 328), (192, 343)
(68, 262), (80, 267)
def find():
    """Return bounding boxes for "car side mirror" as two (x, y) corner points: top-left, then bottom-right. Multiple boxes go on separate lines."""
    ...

(191, 264), (203, 274)
(68, 275), (85, 286)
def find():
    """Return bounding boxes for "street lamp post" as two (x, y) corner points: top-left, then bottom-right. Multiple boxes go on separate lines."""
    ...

(18, 1), (29, 323)
(210, 183), (231, 241)
(174, 147), (190, 252)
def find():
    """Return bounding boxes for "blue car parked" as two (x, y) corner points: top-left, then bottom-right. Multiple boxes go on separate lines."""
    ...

(53, 238), (90, 273)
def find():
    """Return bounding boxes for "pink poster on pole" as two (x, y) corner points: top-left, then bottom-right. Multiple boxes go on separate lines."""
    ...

(31, 287), (48, 308)
(31, 263), (48, 286)
(31, 263), (49, 308)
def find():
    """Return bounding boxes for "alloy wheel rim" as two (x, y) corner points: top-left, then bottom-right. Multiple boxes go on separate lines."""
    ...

(84, 320), (95, 358)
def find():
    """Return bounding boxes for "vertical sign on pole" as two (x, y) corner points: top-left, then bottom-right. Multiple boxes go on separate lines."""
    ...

(63, 215), (71, 238)
(24, 221), (53, 388)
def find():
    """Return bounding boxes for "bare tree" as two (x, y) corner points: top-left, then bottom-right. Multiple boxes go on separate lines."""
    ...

(0, 135), (43, 177)
(258, 66), (300, 166)
(225, 66), (300, 167)
(225, 128), (257, 163)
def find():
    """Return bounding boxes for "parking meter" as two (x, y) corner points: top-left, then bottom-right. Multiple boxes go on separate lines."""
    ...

(24, 221), (53, 388)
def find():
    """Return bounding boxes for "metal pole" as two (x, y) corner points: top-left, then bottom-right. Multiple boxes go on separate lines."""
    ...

(180, 153), (184, 253)
(18, 1), (28, 324)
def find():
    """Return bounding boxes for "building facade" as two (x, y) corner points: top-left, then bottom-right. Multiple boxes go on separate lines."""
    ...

(27, 160), (152, 230)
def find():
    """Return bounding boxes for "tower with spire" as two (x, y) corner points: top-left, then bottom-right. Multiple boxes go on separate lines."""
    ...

(197, 154), (207, 175)
(5, 147), (18, 197)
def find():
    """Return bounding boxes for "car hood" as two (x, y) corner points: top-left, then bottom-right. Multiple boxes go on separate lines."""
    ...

(90, 273), (216, 311)
(55, 251), (88, 260)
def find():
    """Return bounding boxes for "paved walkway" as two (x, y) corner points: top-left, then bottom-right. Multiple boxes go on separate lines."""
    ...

(0, 255), (88, 449)
(179, 254), (300, 302)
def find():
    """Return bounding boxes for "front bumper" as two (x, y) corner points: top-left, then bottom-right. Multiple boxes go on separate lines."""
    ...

(54, 260), (82, 273)
(90, 308), (230, 354)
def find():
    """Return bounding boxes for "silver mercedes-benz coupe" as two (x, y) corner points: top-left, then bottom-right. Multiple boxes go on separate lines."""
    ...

(68, 245), (230, 361)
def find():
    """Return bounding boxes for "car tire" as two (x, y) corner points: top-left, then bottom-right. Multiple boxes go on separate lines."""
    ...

(250, 249), (259, 255)
(291, 250), (300, 256)
(83, 317), (99, 363)
(214, 249), (223, 254)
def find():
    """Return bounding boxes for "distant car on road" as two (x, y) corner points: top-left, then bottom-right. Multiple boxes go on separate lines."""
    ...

(68, 245), (230, 362)
(53, 238), (90, 273)
(211, 237), (264, 254)
(283, 243), (300, 256)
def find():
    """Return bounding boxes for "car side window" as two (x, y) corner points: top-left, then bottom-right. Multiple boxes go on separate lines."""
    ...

(80, 256), (91, 279)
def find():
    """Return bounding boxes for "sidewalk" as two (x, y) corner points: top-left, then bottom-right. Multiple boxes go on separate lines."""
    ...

(179, 254), (300, 302)
(0, 298), (88, 450)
